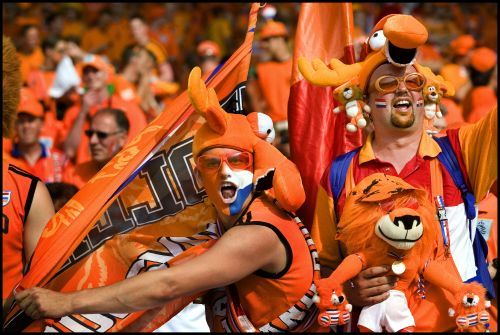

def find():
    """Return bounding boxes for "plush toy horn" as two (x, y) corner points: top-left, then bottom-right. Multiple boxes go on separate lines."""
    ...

(188, 66), (228, 135)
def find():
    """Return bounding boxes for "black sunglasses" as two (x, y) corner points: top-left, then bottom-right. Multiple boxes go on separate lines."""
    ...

(84, 129), (123, 140)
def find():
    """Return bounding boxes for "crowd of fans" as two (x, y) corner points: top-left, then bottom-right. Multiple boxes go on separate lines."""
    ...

(2, 2), (497, 211)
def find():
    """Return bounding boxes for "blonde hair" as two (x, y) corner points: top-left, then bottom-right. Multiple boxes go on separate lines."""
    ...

(3, 35), (21, 138)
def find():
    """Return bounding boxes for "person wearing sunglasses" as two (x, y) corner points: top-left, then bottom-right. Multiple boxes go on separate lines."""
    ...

(62, 108), (129, 189)
(16, 67), (319, 332)
(303, 14), (497, 332)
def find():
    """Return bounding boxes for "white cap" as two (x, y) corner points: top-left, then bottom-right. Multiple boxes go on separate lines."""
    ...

(49, 55), (81, 98)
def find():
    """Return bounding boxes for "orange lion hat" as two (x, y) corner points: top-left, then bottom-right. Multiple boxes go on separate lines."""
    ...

(188, 67), (305, 212)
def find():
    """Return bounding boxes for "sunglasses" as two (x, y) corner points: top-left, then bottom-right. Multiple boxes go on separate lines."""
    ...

(371, 72), (426, 94)
(84, 129), (123, 140)
(197, 152), (253, 173)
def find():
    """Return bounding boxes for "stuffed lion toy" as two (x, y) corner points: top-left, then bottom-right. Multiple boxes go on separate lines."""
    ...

(313, 173), (489, 332)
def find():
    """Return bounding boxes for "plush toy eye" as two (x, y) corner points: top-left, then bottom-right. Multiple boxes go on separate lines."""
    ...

(246, 112), (275, 143)
(368, 30), (386, 51)
(428, 86), (436, 92)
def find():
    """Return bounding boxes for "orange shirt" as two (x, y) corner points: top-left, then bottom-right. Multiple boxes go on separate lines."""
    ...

(113, 75), (140, 105)
(256, 59), (293, 122)
(63, 94), (148, 164)
(62, 160), (100, 189)
(9, 142), (72, 184)
(2, 160), (40, 299)
(477, 192), (498, 262)
(17, 47), (44, 84)
(26, 69), (55, 106)
(40, 111), (68, 151)
(107, 19), (134, 65)
(80, 27), (111, 59)
(208, 197), (314, 331)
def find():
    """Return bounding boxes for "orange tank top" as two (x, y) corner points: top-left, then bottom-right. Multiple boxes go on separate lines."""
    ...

(2, 160), (40, 299)
(208, 197), (317, 331)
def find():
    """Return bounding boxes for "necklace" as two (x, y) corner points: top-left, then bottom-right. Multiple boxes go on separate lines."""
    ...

(388, 251), (406, 275)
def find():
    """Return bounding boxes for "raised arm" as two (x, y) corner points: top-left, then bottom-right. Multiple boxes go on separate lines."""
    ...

(15, 224), (286, 319)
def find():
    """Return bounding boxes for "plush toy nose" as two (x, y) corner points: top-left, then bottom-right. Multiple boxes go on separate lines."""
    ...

(393, 214), (421, 230)
(466, 297), (474, 304)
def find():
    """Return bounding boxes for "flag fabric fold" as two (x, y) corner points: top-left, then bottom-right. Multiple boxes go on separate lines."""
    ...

(288, 3), (362, 230)
(4, 3), (261, 332)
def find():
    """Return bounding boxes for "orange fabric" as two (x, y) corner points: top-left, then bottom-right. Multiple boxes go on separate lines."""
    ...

(113, 75), (140, 105)
(10, 144), (71, 184)
(440, 64), (469, 93)
(256, 59), (293, 122)
(17, 47), (44, 84)
(477, 192), (498, 262)
(107, 19), (134, 65)
(470, 47), (497, 73)
(466, 86), (497, 124)
(151, 26), (180, 60)
(26, 70), (55, 106)
(62, 160), (100, 189)
(209, 197), (314, 331)
(197, 40), (221, 57)
(61, 21), (86, 39)
(441, 97), (464, 129)
(80, 27), (111, 58)
(2, 160), (39, 299)
(62, 95), (148, 164)
(40, 111), (68, 151)
(450, 35), (476, 56)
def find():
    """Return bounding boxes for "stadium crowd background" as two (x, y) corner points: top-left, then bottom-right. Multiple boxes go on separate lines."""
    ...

(2, 2), (497, 209)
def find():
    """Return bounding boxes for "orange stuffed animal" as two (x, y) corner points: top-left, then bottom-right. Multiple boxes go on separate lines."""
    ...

(313, 173), (489, 332)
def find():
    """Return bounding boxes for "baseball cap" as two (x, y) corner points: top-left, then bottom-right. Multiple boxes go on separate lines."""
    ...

(18, 87), (43, 118)
(260, 20), (288, 40)
(197, 40), (221, 58)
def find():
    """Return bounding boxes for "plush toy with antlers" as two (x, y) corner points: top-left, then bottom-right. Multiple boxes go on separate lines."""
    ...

(188, 66), (305, 213)
(312, 173), (489, 332)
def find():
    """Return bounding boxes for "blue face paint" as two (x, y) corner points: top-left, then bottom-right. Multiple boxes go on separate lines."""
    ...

(229, 183), (253, 216)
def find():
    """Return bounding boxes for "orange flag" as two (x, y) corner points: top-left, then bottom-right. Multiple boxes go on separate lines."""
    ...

(3, 3), (261, 332)
(288, 3), (362, 229)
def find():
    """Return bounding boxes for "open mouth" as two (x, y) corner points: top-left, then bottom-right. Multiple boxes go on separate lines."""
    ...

(386, 42), (417, 67)
(220, 181), (238, 202)
(392, 97), (412, 111)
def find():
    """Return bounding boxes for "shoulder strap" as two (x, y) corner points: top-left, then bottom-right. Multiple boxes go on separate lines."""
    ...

(329, 147), (361, 204)
(434, 136), (496, 299)
(433, 136), (476, 220)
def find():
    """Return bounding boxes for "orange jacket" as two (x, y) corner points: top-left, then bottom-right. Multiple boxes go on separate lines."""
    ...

(62, 160), (101, 189)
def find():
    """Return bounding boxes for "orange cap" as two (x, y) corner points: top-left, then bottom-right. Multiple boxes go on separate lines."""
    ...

(470, 47), (497, 72)
(440, 64), (469, 92)
(197, 40), (221, 57)
(81, 54), (115, 81)
(260, 20), (288, 40)
(18, 87), (43, 118)
(450, 35), (476, 56)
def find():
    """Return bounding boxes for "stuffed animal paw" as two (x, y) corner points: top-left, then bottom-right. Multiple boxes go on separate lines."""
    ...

(313, 280), (352, 327)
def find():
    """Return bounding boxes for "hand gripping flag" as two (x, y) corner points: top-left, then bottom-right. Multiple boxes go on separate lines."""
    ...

(288, 3), (363, 230)
(3, 3), (261, 332)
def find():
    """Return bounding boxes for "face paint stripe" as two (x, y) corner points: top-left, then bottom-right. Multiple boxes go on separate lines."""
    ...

(375, 98), (387, 108)
(229, 183), (253, 216)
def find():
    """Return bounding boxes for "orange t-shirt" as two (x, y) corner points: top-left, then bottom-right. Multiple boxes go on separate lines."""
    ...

(9, 142), (72, 184)
(113, 75), (140, 105)
(17, 47), (44, 84)
(62, 160), (100, 189)
(208, 197), (314, 331)
(26, 69), (55, 106)
(80, 27), (110, 58)
(2, 160), (40, 299)
(256, 59), (293, 122)
(63, 94), (148, 164)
